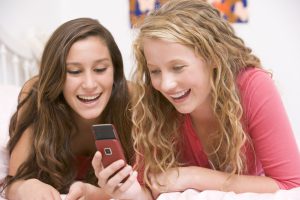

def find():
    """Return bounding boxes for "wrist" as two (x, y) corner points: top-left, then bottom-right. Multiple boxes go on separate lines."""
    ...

(75, 182), (94, 199)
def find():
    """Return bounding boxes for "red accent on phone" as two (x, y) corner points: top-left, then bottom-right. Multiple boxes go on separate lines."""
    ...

(92, 124), (127, 168)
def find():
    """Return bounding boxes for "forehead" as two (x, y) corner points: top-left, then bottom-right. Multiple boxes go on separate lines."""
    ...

(70, 36), (107, 50)
(143, 38), (199, 62)
(66, 36), (111, 59)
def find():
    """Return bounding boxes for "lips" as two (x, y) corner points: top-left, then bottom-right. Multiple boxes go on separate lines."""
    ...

(77, 94), (100, 103)
(170, 89), (191, 100)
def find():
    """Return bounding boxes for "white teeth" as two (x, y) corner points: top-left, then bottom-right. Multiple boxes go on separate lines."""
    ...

(170, 90), (189, 98)
(78, 95), (99, 101)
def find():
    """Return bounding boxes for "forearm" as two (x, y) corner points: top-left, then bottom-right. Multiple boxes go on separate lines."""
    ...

(5, 179), (26, 199)
(183, 166), (279, 193)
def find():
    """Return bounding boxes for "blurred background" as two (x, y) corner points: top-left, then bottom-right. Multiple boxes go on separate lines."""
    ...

(0, 0), (299, 138)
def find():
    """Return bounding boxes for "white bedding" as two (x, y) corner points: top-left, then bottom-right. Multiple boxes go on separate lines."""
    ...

(1, 85), (300, 200)
(157, 187), (300, 200)
(0, 85), (20, 184)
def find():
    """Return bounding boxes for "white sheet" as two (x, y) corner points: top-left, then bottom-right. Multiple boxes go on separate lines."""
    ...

(157, 187), (300, 200)
(0, 85), (20, 183)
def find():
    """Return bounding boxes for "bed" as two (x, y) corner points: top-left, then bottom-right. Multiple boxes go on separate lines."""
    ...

(0, 85), (300, 200)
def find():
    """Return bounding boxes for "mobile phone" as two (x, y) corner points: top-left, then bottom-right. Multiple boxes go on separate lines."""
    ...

(92, 124), (127, 168)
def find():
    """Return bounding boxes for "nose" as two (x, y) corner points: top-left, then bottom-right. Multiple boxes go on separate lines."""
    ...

(160, 73), (177, 92)
(82, 71), (97, 90)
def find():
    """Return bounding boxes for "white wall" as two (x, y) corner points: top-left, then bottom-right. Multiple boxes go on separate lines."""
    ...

(0, 0), (299, 137)
(0, 0), (60, 58)
(233, 0), (300, 138)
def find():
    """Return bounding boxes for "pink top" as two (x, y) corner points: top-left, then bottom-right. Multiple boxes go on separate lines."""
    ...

(180, 67), (300, 189)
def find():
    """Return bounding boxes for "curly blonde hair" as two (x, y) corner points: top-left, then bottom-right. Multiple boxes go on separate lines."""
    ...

(131, 0), (261, 187)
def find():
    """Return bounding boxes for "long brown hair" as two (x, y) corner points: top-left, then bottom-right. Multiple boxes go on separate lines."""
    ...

(131, 0), (261, 187)
(3, 18), (132, 193)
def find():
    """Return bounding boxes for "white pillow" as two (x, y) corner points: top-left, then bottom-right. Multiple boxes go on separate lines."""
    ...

(0, 85), (20, 184)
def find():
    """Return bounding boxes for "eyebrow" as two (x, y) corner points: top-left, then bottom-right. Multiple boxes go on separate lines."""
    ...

(147, 59), (186, 68)
(168, 59), (186, 65)
(66, 58), (112, 66)
(146, 63), (157, 68)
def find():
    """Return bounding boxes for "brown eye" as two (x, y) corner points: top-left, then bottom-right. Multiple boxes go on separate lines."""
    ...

(67, 70), (81, 74)
(150, 69), (161, 75)
(94, 67), (107, 73)
(173, 65), (185, 71)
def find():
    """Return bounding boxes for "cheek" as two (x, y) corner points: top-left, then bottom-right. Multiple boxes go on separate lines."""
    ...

(101, 75), (114, 92)
(105, 69), (114, 87)
(62, 84), (72, 102)
(63, 78), (75, 93)
(62, 77), (78, 99)
(150, 78), (161, 91)
(62, 81), (69, 95)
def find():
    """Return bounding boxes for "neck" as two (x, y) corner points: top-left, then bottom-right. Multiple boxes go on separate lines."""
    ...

(190, 104), (218, 139)
(190, 98), (215, 125)
(72, 111), (101, 134)
(70, 111), (99, 156)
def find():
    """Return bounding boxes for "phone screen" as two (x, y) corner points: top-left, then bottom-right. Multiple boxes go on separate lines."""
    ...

(93, 124), (116, 140)
(92, 124), (127, 168)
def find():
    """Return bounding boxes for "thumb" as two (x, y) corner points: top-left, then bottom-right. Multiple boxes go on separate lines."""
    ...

(92, 151), (104, 177)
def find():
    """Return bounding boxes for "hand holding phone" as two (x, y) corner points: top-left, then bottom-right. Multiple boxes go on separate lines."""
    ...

(92, 124), (127, 168)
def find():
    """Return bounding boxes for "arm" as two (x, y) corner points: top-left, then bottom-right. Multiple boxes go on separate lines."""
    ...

(239, 69), (300, 189)
(6, 178), (61, 200)
(6, 127), (61, 200)
(150, 166), (279, 197)
(5, 78), (61, 200)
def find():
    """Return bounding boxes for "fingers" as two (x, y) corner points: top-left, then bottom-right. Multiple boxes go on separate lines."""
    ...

(97, 159), (126, 188)
(106, 164), (132, 189)
(117, 171), (138, 192)
(65, 192), (79, 200)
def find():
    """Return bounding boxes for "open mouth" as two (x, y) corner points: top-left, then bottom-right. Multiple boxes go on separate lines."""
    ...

(77, 94), (100, 103)
(170, 89), (191, 100)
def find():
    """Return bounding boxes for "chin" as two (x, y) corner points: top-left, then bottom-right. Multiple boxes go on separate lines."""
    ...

(80, 112), (102, 121)
(175, 108), (190, 114)
(174, 106), (193, 114)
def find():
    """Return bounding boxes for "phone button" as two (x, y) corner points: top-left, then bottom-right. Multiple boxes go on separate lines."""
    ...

(104, 148), (112, 155)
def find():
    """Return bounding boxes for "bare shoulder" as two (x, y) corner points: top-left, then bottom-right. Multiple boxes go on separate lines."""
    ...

(8, 126), (33, 176)
(14, 77), (38, 128)
(19, 76), (38, 102)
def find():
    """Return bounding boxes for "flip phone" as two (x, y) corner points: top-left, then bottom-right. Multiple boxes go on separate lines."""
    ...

(92, 124), (127, 168)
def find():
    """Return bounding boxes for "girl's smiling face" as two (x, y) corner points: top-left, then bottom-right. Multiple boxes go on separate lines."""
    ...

(143, 38), (212, 115)
(63, 36), (114, 122)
